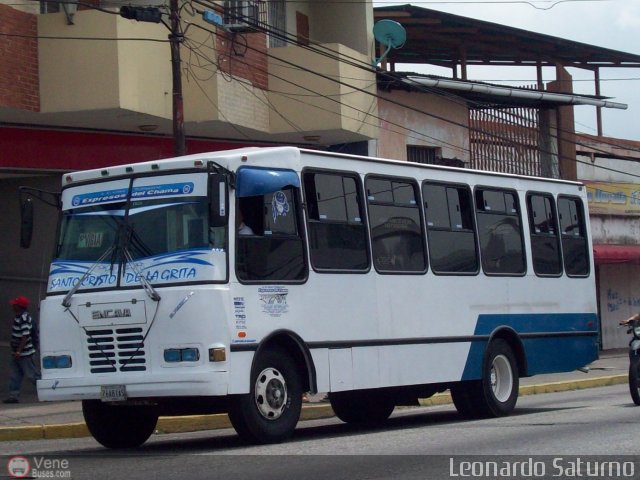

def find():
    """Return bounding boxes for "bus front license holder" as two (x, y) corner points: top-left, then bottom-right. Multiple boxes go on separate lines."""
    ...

(100, 384), (127, 402)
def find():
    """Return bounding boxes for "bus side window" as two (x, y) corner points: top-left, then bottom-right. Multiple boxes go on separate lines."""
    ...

(423, 182), (478, 274)
(558, 196), (590, 276)
(475, 188), (526, 275)
(527, 193), (562, 276)
(366, 176), (426, 273)
(235, 187), (307, 282)
(303, 170), (369, 271)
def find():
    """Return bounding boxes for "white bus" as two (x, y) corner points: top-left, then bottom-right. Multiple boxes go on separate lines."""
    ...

(32, 146), (598, 448)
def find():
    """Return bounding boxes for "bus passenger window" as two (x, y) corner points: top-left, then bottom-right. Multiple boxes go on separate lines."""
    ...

(527, 193), (562, 276)
(475, 189), (525, 275)
(558, 196), (589, 276)
(303, 171), (369, 271)
(366, 176), (426, 273)
(423, 182), (478, 274)
(235, 187), (307, 282)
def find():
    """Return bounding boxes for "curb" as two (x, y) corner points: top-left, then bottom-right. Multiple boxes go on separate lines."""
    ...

(0, 375), (628, 443)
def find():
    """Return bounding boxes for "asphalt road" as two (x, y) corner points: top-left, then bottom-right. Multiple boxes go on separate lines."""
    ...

(2, 384), (639, 480)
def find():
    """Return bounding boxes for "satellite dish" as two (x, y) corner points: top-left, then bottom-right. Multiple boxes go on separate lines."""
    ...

(372, 19), (407, 67)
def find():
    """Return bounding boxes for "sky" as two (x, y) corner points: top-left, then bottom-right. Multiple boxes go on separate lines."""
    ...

(374, 0), (640, 141)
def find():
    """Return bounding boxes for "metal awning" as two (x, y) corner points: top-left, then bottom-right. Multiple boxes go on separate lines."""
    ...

(401, 75), (627, 110)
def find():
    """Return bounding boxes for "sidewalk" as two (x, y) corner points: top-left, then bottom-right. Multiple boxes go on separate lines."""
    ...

(0, 350), (629, 442)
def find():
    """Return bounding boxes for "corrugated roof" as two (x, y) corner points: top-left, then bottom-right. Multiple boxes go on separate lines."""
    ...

(374, 5), (640, 69)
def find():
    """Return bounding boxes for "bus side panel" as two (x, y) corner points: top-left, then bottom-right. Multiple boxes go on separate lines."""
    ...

(460, 312), (599, 381)
(329, 348), (354, 392)
(310, 349), (331, 393)
(379, 343), (472, 386)
(227, 351), (254, 394)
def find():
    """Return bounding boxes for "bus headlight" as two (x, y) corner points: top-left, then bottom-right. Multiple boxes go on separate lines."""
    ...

(163, 348), (200, 363)
(43, 355), (72, 369)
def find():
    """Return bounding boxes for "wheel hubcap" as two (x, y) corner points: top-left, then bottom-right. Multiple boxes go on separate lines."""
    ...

(490, 354), (513, 403)
(254, 367), (287, 420)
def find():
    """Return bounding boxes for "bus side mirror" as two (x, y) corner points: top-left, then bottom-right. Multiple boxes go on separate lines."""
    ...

(209, 174), (228, 228)
(20, 197), (34, 249)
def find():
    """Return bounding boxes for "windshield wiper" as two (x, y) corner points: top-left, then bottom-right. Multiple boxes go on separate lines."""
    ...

(61, 246), (115, 308)
(122, 247), (161, 302)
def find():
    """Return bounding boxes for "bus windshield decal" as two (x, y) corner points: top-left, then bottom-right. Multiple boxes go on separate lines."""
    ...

(131, 182), (195, 199)
(72, 188), (128, 207)
(69, 182), (196, 208)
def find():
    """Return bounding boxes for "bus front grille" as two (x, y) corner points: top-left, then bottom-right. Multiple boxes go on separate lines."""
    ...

(85, 327), (147, 373)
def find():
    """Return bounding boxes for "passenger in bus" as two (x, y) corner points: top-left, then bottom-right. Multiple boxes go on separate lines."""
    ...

(237, 208), (255, 235)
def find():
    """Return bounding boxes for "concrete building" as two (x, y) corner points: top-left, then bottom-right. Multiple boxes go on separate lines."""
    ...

(577, 136), (640, 349)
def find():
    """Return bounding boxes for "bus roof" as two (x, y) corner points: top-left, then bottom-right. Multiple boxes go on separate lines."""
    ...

(61, 146), (584, 189)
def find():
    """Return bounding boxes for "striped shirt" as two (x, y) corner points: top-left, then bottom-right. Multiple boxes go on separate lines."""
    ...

(10, 311), (36, 357)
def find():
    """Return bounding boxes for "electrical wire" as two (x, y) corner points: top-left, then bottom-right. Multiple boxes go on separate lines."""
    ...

(181, 14), (640, 179)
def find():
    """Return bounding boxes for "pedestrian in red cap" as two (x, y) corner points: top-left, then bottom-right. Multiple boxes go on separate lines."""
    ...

(4, 296), (40, 404)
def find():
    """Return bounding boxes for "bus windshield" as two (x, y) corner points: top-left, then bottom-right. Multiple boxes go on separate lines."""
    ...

(48, 173), (227, 293)
(57, 198), (210, 261)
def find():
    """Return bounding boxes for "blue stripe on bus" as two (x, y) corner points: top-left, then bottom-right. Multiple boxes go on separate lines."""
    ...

(461, 313), (599, 381)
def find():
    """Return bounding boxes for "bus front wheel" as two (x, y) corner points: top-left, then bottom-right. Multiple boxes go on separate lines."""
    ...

(452, 339), (519, 418)
(82, 400), (158, 449)
(228, 348), (303, 444)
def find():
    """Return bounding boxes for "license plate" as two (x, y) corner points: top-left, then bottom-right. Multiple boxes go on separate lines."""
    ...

(100, 384), (127, 402)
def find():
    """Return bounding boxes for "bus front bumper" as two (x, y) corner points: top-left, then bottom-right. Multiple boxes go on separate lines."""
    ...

(37, 371), (229, 402)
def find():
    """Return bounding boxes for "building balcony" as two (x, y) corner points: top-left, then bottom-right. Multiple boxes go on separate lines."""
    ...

(2, 7), (378, 146)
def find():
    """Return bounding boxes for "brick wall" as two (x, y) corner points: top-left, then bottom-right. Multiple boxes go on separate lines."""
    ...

(0, 4), (39, 111)
(216, 30), (268, 91)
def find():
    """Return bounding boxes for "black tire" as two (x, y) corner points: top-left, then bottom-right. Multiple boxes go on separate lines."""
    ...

(629, 356), (640, 406)
(82, 400), (158, 449)
(329, 390), (395, 424)
(228, 348), (302, 444)
(451, 380), (483, 418)
(452, 339), (519, 418)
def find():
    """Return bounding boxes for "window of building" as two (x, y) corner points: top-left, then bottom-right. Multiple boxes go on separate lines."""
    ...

(423, 182), (478, 274)
(558, 196), (590, 276)
(303, 170), (369, 271)
(366, 176), (426, 273)
(267, 0), (286, 47)
(475, 188), (526, 275)
(236, 187), (307, 282)
(40, 1), (60, 13)
(407, 145), (442, 165)
(527, 193), (562, 276)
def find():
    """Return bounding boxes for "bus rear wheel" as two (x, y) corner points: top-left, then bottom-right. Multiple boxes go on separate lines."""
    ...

(452, 339), (519, 418)
(82, 400), (158, 449)
(228, 348), (302, 444)
(329, 390), (395, 424)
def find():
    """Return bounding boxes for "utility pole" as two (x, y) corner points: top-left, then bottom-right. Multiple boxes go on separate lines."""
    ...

(169, 0), (186, 156)
(120, 4), (186, 156)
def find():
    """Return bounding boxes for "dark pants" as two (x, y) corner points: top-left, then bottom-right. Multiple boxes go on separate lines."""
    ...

(7, 353), (40, 400)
